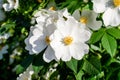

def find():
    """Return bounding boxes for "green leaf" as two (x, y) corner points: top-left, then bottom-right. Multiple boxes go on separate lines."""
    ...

(82, 56), (101, 75)
(106, 28), (120, 39)
(76, 70), (84, 80)
(66, 58), (78, 73)
(89, 28), (105, 44)
(16, 65), (25, 74)
(101, 33), (117, 57)
(32, 65), (43, 74)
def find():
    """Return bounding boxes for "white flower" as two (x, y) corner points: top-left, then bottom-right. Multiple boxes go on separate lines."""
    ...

(25, 8), (70, 62)
(3, 0), (19, 11)
(25, 22), (57, 62)
(0, 45), (8, 60)
(92, 0), (120, 26)
(17, 65), (34, 80)
(72, 9), (102, 30)
(44, 63), (58, 80)
(50, 17), (91, 61)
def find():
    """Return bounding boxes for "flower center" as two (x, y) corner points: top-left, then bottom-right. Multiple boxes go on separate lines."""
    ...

(80, 17), (87, 24)
(49, 6), (56, 11)
(113, 0), (120, 7)
(63, 36), (73, 45)
(45, 36), (51, 44)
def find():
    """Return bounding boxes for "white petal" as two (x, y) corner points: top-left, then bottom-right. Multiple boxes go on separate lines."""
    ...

(87, 20), (102, 30)
(92, 0), (107, 13)
(51, 41), (71, 61)
(71, 27), (91, 43)
(43, 46), (57, 63)
(81, 10), (102, 30)
(59, 8), (71, 18)
(51, 30), (72, 61)
(50, 30), (63, 60)
(24, 27), (35, 54)
(70, 42), (89, 60)
(30, 36), (47, 53)
(57, 17), (78, 36)
(32, 25), (43, 36)
(72, 9), (80, 21)
(45, 23), (56, 35)
(3, 3), (14, 11)
(103, 8), (120, 26)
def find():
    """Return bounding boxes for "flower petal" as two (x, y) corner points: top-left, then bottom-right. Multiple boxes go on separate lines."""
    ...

(50, 30), (71, 61)
(43, 46), (57, 63)
(81, 10), (102, 30)
(24, 27), (35, 54)
(103, 8), (120, 26)
(71, 27), (91, 43)
(30, 36), (47, 54)
(70, 42), (89, 60)
(92, 0), (107, 13)
(72, 9), (80, 21)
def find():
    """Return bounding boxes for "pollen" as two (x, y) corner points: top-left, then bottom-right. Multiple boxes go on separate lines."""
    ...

(113, 0), (120, 7)
(45, 36), (51, 44)
(80, 17), (87, 24)
(49, 6), (56, 11)
(63, 36), (73, 45)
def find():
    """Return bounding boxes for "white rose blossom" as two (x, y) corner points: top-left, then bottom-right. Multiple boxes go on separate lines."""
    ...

(50, 17), (91, 61)
(3, 0), (19, 11)
(92, 0), (120, 26)
(72, 9), (102, 30)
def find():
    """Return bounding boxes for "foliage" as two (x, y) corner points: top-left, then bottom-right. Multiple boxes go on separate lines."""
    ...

(1, 0), (120, 80)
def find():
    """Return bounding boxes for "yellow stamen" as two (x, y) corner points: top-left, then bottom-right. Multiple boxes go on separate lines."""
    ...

(63, 36), (73, 45)
(80, 17), (87, 24)
(113, 0), (120, 7)
(49, 6), (56, 11)
(45, 36), (51, 44)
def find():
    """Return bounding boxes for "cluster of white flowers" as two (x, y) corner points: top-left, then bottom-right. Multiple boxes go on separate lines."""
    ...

(17, 64), (34, 80)
(25, 7), (102, 62)
(92, 0), (120, 27)
(43, 63), (59, 79)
